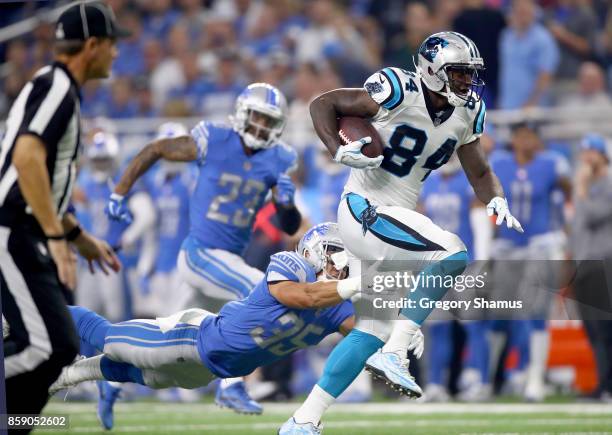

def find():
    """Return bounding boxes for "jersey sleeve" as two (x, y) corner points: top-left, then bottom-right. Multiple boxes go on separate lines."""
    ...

(275, 142), (298, 175)
(364, 67), (406, 112)
(324, 300), (354, 332)
(461, 99), (486, 145)
(190, 121), (211, 165)
(18, 72), (76, 152)
(266, 251), (314, 283)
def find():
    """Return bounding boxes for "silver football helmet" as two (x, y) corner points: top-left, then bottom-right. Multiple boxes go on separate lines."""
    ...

(415, 31), (485, 107)
(86, 131), (120, 181)
(297, 222), (347, 279)
(230, 82), (288, 150)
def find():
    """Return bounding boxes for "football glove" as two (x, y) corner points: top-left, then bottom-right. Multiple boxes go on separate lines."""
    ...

(334, 136), (384, 169)
(486, 196), (523, 233)
(407, 328), (425, 360)
(274, 174), (296, 206)
(105, 193), (133, 224)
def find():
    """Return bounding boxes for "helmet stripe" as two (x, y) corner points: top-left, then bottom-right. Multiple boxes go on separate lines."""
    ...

(473, 100), (486, 134)
(452, 32), (475, 58)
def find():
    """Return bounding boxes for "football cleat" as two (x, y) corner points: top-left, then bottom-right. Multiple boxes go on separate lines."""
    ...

(215, 381), (263, 415)
(278, 417), (322, 435)
(96, 381), (121, 430)
(365, 350), (423, 398)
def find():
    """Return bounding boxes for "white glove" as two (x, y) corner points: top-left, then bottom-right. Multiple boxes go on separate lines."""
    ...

(486, 196), (524, 233)
(334, 136), (384, 169)
(337, 276), (361, 300)
(407, 328), (425, 360)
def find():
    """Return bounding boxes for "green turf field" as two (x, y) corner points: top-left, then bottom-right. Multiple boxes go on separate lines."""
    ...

(37, 402), (612, 434)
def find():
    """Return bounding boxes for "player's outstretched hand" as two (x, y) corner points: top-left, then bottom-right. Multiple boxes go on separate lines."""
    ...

(334, 137), (384, 169)
(274, 174), (296, 206)
(72, 231), (122, 275)
(105, 193), (133, 224)
(486, 196), (524, 233)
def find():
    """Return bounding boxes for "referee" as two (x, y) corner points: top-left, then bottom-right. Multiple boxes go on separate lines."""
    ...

(0, 2), (128, 428)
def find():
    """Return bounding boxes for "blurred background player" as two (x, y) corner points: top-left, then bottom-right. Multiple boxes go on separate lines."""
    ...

(74, 125), (156, 429)
(420, 149), (493, 402)
(488, 121), (572, 402)
(105, 82), (302, 414)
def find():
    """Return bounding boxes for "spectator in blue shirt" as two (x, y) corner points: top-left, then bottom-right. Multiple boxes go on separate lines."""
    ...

(108, 78), (139, 119)
(113, 11), (146, 77)
(499, 0), (560, 109)
(141, 0), (180, 40)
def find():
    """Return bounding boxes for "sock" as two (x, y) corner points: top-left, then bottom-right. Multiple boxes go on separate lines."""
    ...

(382, 319), (419, 355)
(69, 305), (111, 351)
(511, 320), (531, 371)
(426, 321), (452, 385)
(487, 326), (506, 383)
(100, 356), (145, 385)
(317, 329), (383, 398)
(399, 251), (468, 325)
(80, 339), (97, 358)
(464, 321), (490, 383)
(221, 377), (243, 388)
(293, 385), (335, 425)
(526, 327), (549, 388)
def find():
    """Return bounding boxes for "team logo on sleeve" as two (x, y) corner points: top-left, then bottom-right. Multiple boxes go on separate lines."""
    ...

(419, 37), (449, 62)
(365, 81), (384, 95)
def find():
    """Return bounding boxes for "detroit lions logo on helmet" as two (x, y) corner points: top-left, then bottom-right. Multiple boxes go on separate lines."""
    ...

(419, 36), (449, 63)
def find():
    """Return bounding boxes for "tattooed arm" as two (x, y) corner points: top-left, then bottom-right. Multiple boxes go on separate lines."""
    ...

(114, 135), (198, 196)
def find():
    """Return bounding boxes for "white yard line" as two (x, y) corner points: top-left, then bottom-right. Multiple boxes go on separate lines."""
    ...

(36, 418), (612, 433)
(45, 402), (612, 415)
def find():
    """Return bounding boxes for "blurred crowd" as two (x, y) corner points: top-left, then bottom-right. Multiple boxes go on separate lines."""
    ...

(2, 0), (612, 403)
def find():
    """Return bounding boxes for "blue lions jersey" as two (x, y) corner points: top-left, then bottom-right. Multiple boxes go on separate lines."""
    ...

(422, 170), (475, 258)
(197, 251), (354, 378)
(491, 150), (570, 246)
(77, 170), (126, 250)
(188, 122), (297, 255)
(147, 167), (195, 272)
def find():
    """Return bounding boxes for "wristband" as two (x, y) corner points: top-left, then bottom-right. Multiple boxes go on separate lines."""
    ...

(337, 277), (361, 300)
(46, 233), (66, 241)
(65, 225), (83, 242)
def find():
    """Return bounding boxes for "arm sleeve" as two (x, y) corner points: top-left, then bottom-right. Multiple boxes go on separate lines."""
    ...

(364, 67), (405, 112)
(18, 73), (75, 152)
(462, 99), (486, 145)
(537, 30), (560, 74)
(266, 252), (311, 283)
(190, 121), (210, 165)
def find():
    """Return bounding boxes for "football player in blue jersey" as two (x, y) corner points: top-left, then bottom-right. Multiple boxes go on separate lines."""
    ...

(75, 128), (156, 430)
(489, 122), (571, 402)
(105, 83), (302, 413)
(49, 223), (359, 423)
(140, 122), (196, 317)
(420, 152), (492, 402)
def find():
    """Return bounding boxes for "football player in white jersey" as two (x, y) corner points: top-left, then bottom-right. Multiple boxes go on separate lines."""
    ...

(280, 32), (523, 434)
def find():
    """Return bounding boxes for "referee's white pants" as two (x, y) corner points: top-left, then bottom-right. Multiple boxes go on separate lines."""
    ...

(175, 237), (263, 311)
(338, 193), (466, 341)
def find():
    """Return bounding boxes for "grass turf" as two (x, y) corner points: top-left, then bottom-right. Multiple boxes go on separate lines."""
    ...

(36, 402), (612, 434)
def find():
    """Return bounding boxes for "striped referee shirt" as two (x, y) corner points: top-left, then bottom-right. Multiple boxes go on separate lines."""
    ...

(0, 61), (81, 233)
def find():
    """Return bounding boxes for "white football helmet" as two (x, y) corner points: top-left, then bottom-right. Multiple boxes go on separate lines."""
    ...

(86, 131), (120, 181)
(230, 82), (287, 150)
(297, 222), (348, 279)
(415, 31), (485, 107)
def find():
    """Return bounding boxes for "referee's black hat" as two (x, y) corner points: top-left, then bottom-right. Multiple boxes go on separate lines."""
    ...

(55, 1), (131, 41)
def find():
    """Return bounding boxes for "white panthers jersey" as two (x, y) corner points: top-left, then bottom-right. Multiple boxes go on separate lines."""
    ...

(343, 67), (486, 210)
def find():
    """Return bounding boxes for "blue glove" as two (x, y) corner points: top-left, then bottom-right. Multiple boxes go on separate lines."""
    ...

(275, 174), (296, 206)
(105, 193), (133, 224)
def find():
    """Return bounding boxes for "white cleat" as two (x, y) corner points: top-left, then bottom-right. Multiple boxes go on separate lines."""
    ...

(365, 350), (423, 398)
(278, 417), (322, 435)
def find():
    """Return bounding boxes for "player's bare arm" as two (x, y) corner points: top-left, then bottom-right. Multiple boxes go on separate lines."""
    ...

(457, 138), (504, 204)
(114, 135), (197, 196)
(338, 316), (355, 336)
(269, 277), (360, 309)
(310, 89), (379, 158)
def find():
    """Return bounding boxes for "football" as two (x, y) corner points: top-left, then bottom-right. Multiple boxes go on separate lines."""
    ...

(337, 116), (385, 158)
